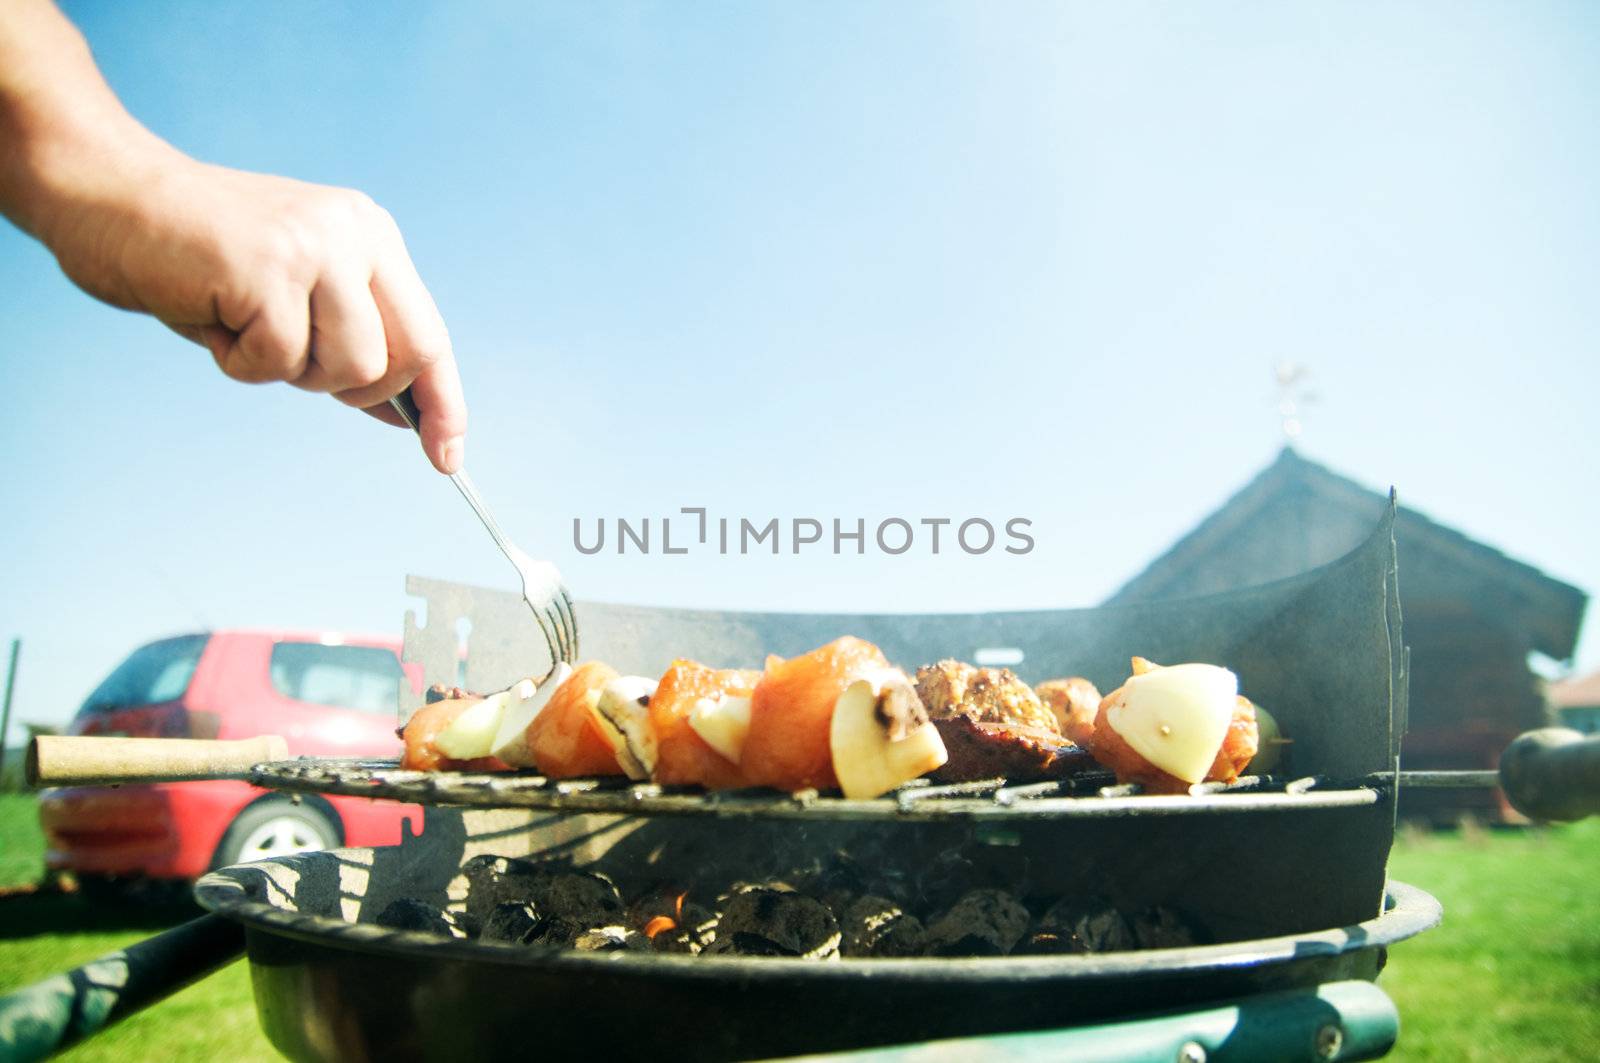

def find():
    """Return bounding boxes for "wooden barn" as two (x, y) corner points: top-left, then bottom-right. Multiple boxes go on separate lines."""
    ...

(1105, 447), (1588, 824)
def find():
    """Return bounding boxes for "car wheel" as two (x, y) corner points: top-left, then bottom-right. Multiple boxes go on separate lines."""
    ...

(214, 799), (340, 869)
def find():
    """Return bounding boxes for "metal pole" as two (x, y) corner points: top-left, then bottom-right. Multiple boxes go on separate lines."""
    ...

(0, 638), (19, 785)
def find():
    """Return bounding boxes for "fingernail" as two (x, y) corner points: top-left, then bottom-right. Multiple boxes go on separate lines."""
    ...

(440, 437), (464, 474)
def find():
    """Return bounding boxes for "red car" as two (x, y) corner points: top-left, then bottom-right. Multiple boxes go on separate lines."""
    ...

(39, 630), (424, 881)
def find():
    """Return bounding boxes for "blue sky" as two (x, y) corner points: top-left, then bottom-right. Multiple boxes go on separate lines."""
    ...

(2, 1), (1597, 740)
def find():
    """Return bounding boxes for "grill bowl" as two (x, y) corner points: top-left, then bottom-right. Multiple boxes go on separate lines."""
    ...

(196, 843), (1438, 1063)
(207, 506), (1413, 1061)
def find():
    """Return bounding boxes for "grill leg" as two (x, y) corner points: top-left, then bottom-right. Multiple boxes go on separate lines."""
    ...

(0, 912), (245, 1063)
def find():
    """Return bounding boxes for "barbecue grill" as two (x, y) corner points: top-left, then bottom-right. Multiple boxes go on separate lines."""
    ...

(7, 503), (1597, 1062)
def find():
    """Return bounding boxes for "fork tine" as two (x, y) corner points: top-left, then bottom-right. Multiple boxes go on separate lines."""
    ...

(553, 595), (577, 661)
(555, 587), (580, 658)
(545, 603), (569, 663)
(541, 602), (568, 662)
(527, 604), (561, 671)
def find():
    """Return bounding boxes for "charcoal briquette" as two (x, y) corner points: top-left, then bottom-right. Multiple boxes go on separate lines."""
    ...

(481, 900), (544, 945)
(1132, 906), (1198, 949)
(1027, 898), (1136, 954)
(923, 889), (1030, 957)
(374, 898), (467, 938)
(716, 887), (840, 960)
(840, 895), (926, 958)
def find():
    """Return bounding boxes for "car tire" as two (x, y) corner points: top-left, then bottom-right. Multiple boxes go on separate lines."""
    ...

(76, 872), (192, 907)
(213, 799), (341, 869)
(74, 872), (135, 904)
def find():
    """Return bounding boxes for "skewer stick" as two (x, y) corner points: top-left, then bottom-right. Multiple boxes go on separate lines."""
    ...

(26, 735), (289, 787)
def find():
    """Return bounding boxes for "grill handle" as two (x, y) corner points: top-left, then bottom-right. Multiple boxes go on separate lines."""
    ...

(1498, 727), (1600, 823)
(25, 735), (289, 787)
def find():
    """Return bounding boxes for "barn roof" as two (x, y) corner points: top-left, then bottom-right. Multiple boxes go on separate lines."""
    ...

(1549, 670), (1600, 709)
(1106, 448), (1587, 661)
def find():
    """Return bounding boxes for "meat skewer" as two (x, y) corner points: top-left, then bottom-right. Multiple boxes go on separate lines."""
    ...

(399, 646), (1267, 798)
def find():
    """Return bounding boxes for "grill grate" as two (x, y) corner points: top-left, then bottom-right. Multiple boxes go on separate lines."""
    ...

(246, 758), (1383, 821)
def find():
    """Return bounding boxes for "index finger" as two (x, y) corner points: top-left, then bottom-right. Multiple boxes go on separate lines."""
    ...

(408, 345), (468, 474)
(369, 236), (467, 474)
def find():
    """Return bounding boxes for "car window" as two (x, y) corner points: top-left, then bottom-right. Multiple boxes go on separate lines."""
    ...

(269, 642), (404, 715)
(78, 635), (209, 716)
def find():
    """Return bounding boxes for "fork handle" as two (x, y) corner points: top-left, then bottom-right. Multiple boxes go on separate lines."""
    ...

(389, 388), (424, 433)
(388, 389), (520, 569)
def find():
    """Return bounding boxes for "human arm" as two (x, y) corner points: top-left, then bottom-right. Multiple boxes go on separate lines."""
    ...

(0, 0), (466, 472)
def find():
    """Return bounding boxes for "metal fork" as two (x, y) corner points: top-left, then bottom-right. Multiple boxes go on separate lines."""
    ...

(388, 389), (579, 670)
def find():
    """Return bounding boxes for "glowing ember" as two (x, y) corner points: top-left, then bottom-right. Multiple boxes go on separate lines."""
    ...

(643, 893), (687, 940)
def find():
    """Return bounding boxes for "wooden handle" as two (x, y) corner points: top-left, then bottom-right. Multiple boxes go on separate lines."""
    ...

(1499, 727), (1600, 823)
(26, 735), (289, 787)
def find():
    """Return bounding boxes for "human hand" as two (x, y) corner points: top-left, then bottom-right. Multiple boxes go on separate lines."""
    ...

(0, 0), (464, 473)
(0, 0), (465, 471)
(37, 141), (467, 473)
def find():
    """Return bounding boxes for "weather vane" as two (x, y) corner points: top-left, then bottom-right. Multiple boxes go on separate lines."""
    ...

(1273, 360), (1318, 443)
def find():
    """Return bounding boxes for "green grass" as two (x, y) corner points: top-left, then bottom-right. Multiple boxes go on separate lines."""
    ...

(1385, 818), (1600, 1061)
(0, 790), (45, 886)
(2, 793), (1596, 1060)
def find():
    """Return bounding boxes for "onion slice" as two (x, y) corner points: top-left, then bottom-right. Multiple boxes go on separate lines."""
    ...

(490, 662), (573, 766)
(830, 670), (948, 799)
(1104, 662), (1237, 785)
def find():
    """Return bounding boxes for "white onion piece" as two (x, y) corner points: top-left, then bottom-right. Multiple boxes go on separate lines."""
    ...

(490, 663), (572, 766)
(1104, 663), (1237, 784)
(434, 679), (534, 760)
(688, 694), (752, 764)
(829, 673), (948, 800)
(595, 676), (659, 780)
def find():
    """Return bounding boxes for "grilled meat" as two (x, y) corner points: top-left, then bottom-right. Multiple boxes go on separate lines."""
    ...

(403, 643), (1266, 802)
(914, 660), (1060, 733)
(930, 715), (1099, 783)
(1035, 677), (1102, 747)
(914, 660), (1096, 783)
